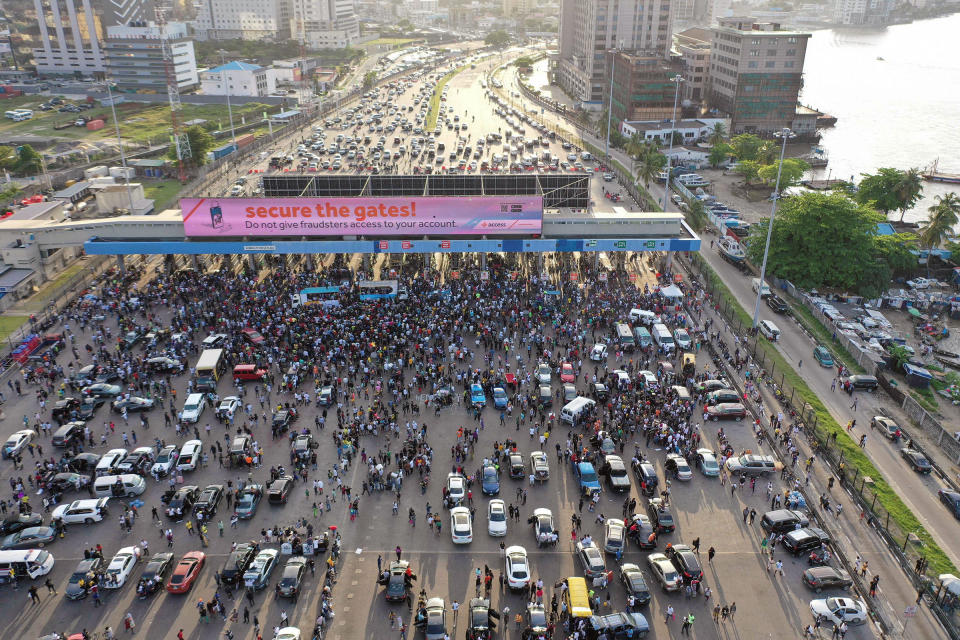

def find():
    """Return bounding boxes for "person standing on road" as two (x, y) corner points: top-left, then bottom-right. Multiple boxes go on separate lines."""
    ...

(396, 546), (402, 562)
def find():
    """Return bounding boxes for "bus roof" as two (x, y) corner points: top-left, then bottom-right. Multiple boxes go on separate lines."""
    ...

(565, 576), (592, 617)
(196, 349), (224, 370)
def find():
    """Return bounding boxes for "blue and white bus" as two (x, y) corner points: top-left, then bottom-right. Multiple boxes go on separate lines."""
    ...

(358, 279), (398, 301)
(291, 286), (341, 308)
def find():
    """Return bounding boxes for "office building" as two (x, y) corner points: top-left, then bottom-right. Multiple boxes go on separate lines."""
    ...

(290, 0), (360, 48)
(558, 0), (675, 108)
(832, 0), (894, 25)
(193, 0), (292, 40)
(503, 0), (533, 16)
(102, 0), (154, 27)
(31, 0), (106, 77)
(201, 60), (276, 96)
(674, 27), (710, 103)
(104, 21), (198, 92)
(707, 17), (810, 135)
(606, 51), (684, 127)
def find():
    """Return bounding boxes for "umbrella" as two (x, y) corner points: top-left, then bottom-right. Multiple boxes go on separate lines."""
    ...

(908, 307), (921, 317)
(328, 525), (337, 531)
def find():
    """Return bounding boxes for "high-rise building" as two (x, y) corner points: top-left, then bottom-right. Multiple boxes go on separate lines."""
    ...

(32, 0), (106, 76)
(832, 0), (894, 25)
(557, 0), (675, 108)
(193, 0), (292, 40)
(101, 0), (154, 27)
(606, 50), (684, 127)
(503, 0), (533, 17)
(707, 17), (810, 135)
(290, 0), (360, 49)
(103, 21), (198, 92)
(674, 27), (710, 103)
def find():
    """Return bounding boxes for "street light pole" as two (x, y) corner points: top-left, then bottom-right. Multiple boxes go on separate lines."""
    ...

(604, 49), (617, 161)
(220, 52), (238, 150)
(661, 74), (683, 210)
(751, 127), (796, 328)
(105, 81), (136, 214)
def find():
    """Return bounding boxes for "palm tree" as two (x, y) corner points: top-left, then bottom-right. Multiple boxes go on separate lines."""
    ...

(894, 167), (924, 222)
(635, 150), (666, 192)
(919, 193), (960, 276)
(708, 123), (726, 146)
(624, 134), (647, 160)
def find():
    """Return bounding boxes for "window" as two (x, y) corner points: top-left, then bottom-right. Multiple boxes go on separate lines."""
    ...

(786, 49), (796, 56)
(787, 37), (798, 44)
(784, 61), (795, 68)
(767, 49), (777, 57)
(748, 61), (758, 68)
(749, 50), (760, 57)
(750, 38), (760, 45)
(765, 61), (775, 68)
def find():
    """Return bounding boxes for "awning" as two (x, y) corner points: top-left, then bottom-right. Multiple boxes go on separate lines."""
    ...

(939, 574), (960, 596)
(661, 284), (684, 299)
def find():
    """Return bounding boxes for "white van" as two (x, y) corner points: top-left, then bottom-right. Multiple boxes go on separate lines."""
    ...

(95, 448), (128, 477)
(93, 474), (146, 498)
(560, 397), (596, 425)
(629, 308), (657, 326)
(758, 320), (781, 341)
(751, 278), (771, 298)
(651, 323), (675, 353)
(0, 549), (55, 583)
(179, 393), (206, 423)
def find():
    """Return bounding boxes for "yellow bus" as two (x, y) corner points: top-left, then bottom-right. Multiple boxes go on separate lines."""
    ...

(563, 576), (592, 619)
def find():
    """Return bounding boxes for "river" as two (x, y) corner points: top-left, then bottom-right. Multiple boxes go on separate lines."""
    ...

(801, 13), (960, 223)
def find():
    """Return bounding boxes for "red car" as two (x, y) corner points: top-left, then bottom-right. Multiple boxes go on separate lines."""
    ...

(166, 551), (205, 594)
(241, 328), (265, 345)
(560, 363), (576, 383)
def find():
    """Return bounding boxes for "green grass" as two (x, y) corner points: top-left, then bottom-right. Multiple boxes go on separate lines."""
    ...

(17, 261), (87, 313)
(365, 38), (418, 47)
(425, 67), (465, 131)
(790, 303), (867, 374)
(910, 388), (939, 412)
(691, 253), (957, 578)
(143, 180), (183, 212)
(0, 315), (27, 344)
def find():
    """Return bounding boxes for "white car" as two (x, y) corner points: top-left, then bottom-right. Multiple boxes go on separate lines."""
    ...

(445, 473), (466, 506)
(504, 545), (530, 590)
(450, 506), (473, 544)
(590, 344), (608, 361)
(673, 328), (692, 350)
(530, 451), (550, 481)
(177, 440), (203, 472)
(201, 333), (228, 347)
(51, 497), (110, 524)
(217, 396), (241, 419)
(809, 597), (868, 626)
(2, 430), (34, 459)
(104, 545), (142, 588)
(488, 499), (508, 537)
(151, 445), (179, 476)
(179, 393), (206, 423)
(906, 277), (935, 290)
(666, 453), (693, 481)
(536, 363), (551, 385)
(638, 370), (658, 387)
(274, 628), (301, 640)
(95, 448), (128, 477)
(647, 552), (681, 592)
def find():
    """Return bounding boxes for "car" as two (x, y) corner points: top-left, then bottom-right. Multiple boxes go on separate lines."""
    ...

(560, 362), (575, 383)
(234, 484), (263, 519)
(901, 448), (932, 473)
(665, 454), (693, 480)
(380, 559), (415, 603)
(813, 345), (835, 367)
(673, 328), (692, 350)
(765, 295), (790, 314)
(165, 485), (200, 520)
(201, 333), (228, 348)
(706, 402), (747, 420)
(146, 356), (181, 372)
(0, 512), (43, 536)
(504, 545), (530, 590)
(488, 499), (508, 537)
(588, 612), (651, 638)
(590, 382), (609, 401)
(526, 603), (549, 635)
(695, 449), (720, 477)
(422, 597), (447, 640)
(698, 379), (729, 393)
(51, 497), (110, 524)
(45, 472), (88, 494)
(590, 343), (608, 361)
(843, 375), (878, 391)
(466, 597), (497, 640)
(82, 383), (123, 398)
(706, 389), (740, 405)
(274, 628), (301, 640)
(871, 416), (902, 440)
(177, 440), (203, 472)
(66, 557), (107, 599)
(96, 448), (127, 475)
(782, 527), (831, 555)
(575, 540), (606, 579)
(66, 452), (101, 473)
(241, 328), (265, 345)
(104, 545), (142, 588)
(507, 453), (525, 480)
(809, 597), (869, 626)
(278, 556), (308, 599)
(601, 455), (631, 493)
(665, 544), (704, 583)
(492, 387), (508, 409)
(137, 553), (173, 597)
(647, 552), (682, 591)
(562, 384), (577, 401)
(179, 394), (206, 423)
(268, 476), (295, 504)
(2, 430), (35, 459)
(619, 563), (652, 605)
(536, 363), (551, 385)
(939, 488), (960, 519)
(603, 518), (626, 555)
(906, 277), (935, 289)
(802, 566), (853, 593)
(243, 549), (280, 590)
(293, 433), (318, 459)
(272, 409), (296, 432)
(631, 461), (659, 496)
(638, 370), (658, 388)
(221, 541), (259, 586)
(78, 397), (104, 420)
(725, 454), (778, 476)
(530, 451), (549, 481)
(318, 386), (334, 406)
(647, 498), (674, 533)
(1, 526), (57, 549)
(116, 447), (155, 474)
(470, 384), (486, 407)
(194, 484), (224, 518)
(450, 506), (473, 544)
(445, 473), (466, 506)
(480, 463), (500, 496)
(52, 422), (84, 447)
(216, 397), (242, 420)
(112, 396), (154, 413)
(151, 445), (179, 477)
(167, 551), (205, 594)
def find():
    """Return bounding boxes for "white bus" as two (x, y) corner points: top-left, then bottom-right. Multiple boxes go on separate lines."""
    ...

(358, 279), (398, 301)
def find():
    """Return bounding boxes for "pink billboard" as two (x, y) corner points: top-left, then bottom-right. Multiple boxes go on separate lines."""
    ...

(181, 196), (543, 237)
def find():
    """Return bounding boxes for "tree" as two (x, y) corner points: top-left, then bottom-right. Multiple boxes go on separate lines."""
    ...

(733, 160), (761, 185)
(729, 133), (764, 161)
(874, 233), (918, 278)
(362, 71), (378, 89)
(13, 145), (42, 175)
(744, 192), (884, 294)
(888, 344), (912, 372)
(757, 158), (810, 189)
(855, 167), (906, 216)
(635, 149), (666, 191)
(168, 126), (216, 167)
(893, 167), (924, 222)
(708, 143), (733, 169)
(0, 182), (22, 204)
(0, 145), (16, 170)
(708, 123), (727, 146)
(920, 192), (960, 275)
(624, 134), (647, 160)
(513, 56), (535, 68)
(485, 30), (511, 46)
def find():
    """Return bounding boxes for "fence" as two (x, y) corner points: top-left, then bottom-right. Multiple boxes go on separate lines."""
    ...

(901, 394), (960, 466)
(685, 251), (960, 637)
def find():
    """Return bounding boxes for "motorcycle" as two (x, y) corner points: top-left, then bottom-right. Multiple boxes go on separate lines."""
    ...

(808, 549), (832, 566)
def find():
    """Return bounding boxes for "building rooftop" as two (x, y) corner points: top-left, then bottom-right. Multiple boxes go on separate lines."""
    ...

(626, 119), (709, 131)
(2, 201), (62, 223)
(129, 158), (167, 167)
(53, 182), (91, 200)
(0, 268), (35, 290)
(675, 28), (712, 44)
(207, 61), (263, 73)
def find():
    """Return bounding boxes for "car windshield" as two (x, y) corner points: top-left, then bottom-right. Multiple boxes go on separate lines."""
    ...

(184, 402), (199, 411)
(472, 611), (488, 627)
(483, 469), (497, 480)
(169, 573), (185, 585)
(426, 615), (444, 634)
(237, 496), (254, 508)
(490, 510), (505, 522)
(827, 599), (842, 612)
(609, 466), (627, 478)
(663, 567), (679, 582)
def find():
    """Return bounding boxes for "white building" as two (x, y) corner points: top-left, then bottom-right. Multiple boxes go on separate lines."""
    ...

(31, 0), (105, 77)
(290, 0), (360, 49)
(558, 0), (676, 108)
(201, 61), (277, 97)
(662, 145), (710, 167)
(193, 0), (292, 40)
(104, 21), (198, 92)
(832, 0), (894, 25)
(620, 118), (728, 143)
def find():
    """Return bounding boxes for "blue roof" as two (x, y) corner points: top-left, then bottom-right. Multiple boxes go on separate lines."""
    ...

(876, 222), (895, 236)
(207, 61), (262, 73)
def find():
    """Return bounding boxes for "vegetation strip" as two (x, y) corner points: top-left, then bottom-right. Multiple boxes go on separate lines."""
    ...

(425, 67), (465, 131)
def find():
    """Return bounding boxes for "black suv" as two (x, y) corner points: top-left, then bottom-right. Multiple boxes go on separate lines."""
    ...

(665, 544), (703, 583)
(52, 398), (80, 424)
(193, 484), (224, 518)
(165, 485), (200, 520)
(601, 455), (632, 494)
(268, 476), (294, 504)
(765, 295), (790, 314)
(782, 527), (830, 555)
(646, 499), (674, 533)
(221, 542), (259, 585)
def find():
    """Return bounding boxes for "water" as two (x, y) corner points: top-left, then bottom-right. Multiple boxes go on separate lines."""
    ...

(801, 14), (960, 222)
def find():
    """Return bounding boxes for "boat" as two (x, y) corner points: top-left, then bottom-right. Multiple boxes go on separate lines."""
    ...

(716, 236), (746, 264)
(923, 159), (960, 184)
